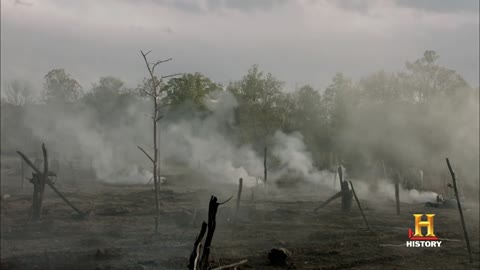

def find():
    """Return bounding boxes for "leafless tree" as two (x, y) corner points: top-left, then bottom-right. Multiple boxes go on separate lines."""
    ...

(1, 80), (36, 106)
(137, 50), (181, 233)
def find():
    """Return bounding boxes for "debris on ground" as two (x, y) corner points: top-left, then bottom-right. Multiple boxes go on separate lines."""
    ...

(425, 195), (457, 209)
(268, 248), (291, 266)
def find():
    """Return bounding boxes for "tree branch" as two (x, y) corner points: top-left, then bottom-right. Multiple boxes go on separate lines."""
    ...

(155, 115), (163, 122)
(137, 145), (154, 164)
(218, 195), (233, 205)
(16, 151), (41, 174)
(152, 58), (173, 73)
(161, 73), (183, 80)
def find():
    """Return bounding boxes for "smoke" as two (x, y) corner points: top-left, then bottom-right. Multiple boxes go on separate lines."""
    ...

(4, 85), (475, 205)
(19, 101), (152, 183)
(160, 91), (263, 187)
(353, 180), (438, 204)
(270, 131), (332, 185)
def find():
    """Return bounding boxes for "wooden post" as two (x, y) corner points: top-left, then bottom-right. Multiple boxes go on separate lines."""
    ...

(394, 182), (400, 215)
(235, 178), (243, 223)
(37, 143), (48, 219)
(446, 158), (473, 264)
(264, 147), (267, 193)
(338, 166), (343, 184)
(333, 169), (337, 191)
(349, 181), (370, 230)
(30, 144), (48, 220)
(338, 166), (352, 212)
(394, 172), (400, 215)
(30, 173), (40, 220)
(17, 148), (85, 219)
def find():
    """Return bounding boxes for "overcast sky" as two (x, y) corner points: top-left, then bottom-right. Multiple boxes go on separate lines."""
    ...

(1, 0), (479, 91)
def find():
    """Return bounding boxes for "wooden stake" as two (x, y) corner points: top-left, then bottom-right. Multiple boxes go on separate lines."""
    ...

(349, 181), (370, 231)
(446, 158), (473, 264)
(264, 147), (267, 193)
(338, 166), (352, 212)
(36, 143), (49, 219)
(333, 169), (337, 191)
(338, 166), (343, 184)
(394, 180), (400, 215)
(17, 149), (85, 218)
(235, 178), (243, 223)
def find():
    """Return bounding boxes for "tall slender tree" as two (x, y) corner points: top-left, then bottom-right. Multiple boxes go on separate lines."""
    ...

(137, 50), (181, 233)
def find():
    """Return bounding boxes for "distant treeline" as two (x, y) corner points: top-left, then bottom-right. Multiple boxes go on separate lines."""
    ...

(1, 50), (479, 190)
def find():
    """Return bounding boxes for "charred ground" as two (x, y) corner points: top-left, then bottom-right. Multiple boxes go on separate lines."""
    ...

(1, 156), (479, 270)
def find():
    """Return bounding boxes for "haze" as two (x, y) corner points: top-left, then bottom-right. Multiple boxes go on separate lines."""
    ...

(1, 0), (479, 89)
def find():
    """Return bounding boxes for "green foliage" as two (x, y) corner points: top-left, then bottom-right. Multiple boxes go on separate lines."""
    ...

(165, 73), (222, 109)
(403, 50), (469, 102)
(2, 50), (477, 185)
(227, 65), (287, 145)
(43, 69), (83, 104)
(82, 76), (138, 125)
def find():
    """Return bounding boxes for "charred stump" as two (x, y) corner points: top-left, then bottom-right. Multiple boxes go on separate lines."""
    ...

(315, 166), (352, 212)
(17, 144), (85, 220)
(188, 196), (224, 270)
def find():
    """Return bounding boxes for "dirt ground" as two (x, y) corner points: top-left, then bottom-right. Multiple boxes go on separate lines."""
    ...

(1, 156), (479, 270)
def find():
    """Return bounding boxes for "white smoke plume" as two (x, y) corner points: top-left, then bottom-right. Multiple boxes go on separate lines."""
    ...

(13, 89), (440, 204)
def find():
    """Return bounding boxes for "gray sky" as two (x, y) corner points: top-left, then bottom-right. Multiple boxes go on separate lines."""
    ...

(1, 0), (478, 91)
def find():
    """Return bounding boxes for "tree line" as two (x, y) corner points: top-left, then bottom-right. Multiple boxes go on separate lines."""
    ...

(1, 50), (478, 190)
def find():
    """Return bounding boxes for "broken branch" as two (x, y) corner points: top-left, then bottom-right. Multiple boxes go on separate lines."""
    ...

(161, 73), (182, 80)
(16, 151), (41, 174)
(137, 146), (154, 164)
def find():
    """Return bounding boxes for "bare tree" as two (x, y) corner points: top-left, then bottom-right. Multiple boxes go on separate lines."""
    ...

(137, 50), (181, 233)
(1, 80), (35, 106)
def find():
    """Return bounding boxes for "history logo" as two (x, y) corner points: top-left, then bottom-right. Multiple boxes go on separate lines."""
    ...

(406, 214), (442, 247)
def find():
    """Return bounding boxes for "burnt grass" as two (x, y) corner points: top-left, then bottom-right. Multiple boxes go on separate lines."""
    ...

(1, 167), (479, 269)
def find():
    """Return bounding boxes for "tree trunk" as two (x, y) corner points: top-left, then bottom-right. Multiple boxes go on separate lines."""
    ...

(264, 147), (267, 194)
(153, 97), (160, 234)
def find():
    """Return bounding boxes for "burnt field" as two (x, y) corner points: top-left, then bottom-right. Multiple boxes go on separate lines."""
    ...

(1, 158), (479, 270)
